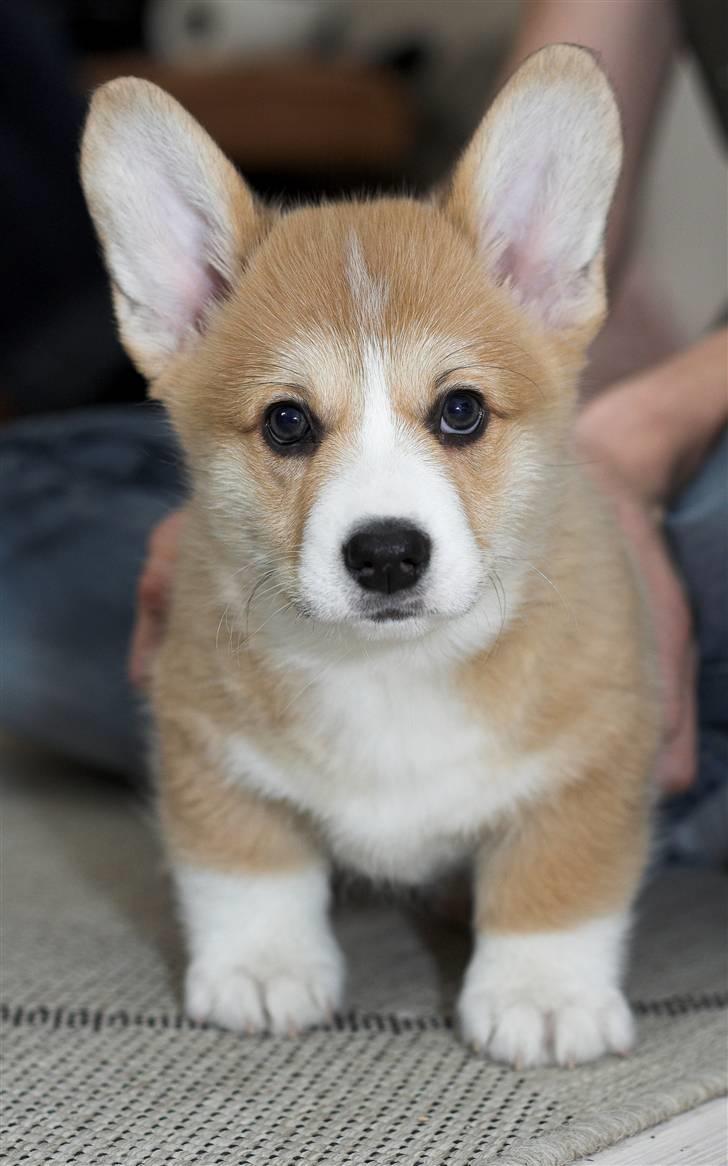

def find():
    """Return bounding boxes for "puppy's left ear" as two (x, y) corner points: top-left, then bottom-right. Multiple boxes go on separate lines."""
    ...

(444, 44), (622, 339)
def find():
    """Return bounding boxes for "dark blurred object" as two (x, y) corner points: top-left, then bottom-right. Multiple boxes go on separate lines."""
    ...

(51, 0), (148, 54)
(378, 40), (431, 79)
(0, 1), (144, 420)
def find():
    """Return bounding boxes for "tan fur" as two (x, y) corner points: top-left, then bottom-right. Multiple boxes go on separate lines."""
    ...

(157, 712), (319, 873)
(477, 758), (651, 933)
(151, 197), (573, 608)
(461, 473), (657, 930)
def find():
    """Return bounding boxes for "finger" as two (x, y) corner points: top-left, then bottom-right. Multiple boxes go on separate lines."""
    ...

(128, 513), (185, 687)
(149, 510), (185, 561)
(137, 514), (184, 609)
(657, 706), (696, 793)
(656, 649), (698, 794)
(137, 559), (174, 612)
(128, 607), (157, 688)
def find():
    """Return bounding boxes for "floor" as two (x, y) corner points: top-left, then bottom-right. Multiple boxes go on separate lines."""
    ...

(3, 738), (726, 1164)
(575, 1099), (727, 1165)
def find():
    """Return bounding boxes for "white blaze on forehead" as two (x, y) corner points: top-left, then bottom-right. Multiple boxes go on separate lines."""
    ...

(345, 232), (387, 323)
(359, 338), (397, 452)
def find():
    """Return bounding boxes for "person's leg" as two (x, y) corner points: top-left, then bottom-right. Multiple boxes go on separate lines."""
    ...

(0, 404), (184, 778)
(663, 429), (728, 863)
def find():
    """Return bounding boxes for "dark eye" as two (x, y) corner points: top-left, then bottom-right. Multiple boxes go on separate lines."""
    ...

(264, 401), (315, 453)
(438, 389), (486, 441)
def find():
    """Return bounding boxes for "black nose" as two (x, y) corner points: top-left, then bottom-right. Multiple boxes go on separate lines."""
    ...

(343, 520), (431, 595)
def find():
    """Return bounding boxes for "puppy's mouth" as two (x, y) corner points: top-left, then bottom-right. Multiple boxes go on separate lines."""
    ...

(367, 606), (420, 623)
(351, 603), (431, 640)
(354, 596), (431, 626)
(291, 597), (426, 626)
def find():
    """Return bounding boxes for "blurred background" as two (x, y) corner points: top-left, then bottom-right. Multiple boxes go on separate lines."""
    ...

(1, 0), (726, 422)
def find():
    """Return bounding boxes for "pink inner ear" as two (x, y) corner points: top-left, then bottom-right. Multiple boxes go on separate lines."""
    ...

(492, 203), (567, 317)
(494, 239), (554, 302)
(485, 149), (556, 291)
(158, 190), (231, 342)
(189, 263), (231, 334)
(494, 239), (590, 327)
(168, 256), (216, 345)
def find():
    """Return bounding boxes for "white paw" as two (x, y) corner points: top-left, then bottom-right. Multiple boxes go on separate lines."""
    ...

(458, 916), (635, 1067)
(186, 953), (343, 1035)
(459, 982), (634, 1067)
(175, 865), (344, 1036)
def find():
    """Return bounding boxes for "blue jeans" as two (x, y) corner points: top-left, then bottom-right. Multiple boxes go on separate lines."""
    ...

(1, 407), (725, 860)
(663, 429), (728, 863)
(0, 405), (184, 777)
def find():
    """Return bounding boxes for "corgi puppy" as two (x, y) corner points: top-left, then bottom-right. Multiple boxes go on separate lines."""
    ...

(81, 45), (659, 1067)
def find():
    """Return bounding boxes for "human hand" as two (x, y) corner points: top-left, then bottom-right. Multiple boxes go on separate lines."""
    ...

(576, 407), (697, 794)
(128, 509), (185, 688)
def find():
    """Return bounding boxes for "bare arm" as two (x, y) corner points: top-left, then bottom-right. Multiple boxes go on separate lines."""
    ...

(577, 327), (728, 504)
(504, 0), (679, 278)
(575, 327), (727, 794)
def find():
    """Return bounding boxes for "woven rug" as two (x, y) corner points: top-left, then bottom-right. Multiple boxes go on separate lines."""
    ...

(2, 749), (726, 1166)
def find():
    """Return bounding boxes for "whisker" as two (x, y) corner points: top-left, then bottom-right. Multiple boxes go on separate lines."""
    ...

(235, 599), (295, 653)
(481, 361), (544, 400)
(498, 555), (578, 630)
(244, 570), (277, 637)
(214, 568), (287, 656)
(489, 569), (508, 644)
(215, 604), (231, 653)
(279, 650), (353, 717)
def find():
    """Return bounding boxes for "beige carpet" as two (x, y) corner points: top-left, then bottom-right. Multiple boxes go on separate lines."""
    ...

(2, 748), (726, 1165)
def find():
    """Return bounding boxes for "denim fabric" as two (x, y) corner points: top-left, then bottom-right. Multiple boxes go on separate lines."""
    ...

(0, 408), (725, 860)
(0, 405), (184, 777)
(662, 428), (728, 863)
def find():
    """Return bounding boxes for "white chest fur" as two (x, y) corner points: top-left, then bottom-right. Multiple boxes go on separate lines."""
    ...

(223, 655), (549, 884)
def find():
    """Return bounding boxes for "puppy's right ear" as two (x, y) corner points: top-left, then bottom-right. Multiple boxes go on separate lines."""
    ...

(81, 78), (261, 379)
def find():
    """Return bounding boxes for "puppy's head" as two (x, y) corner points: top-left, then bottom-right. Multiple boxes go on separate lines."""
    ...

(82, 47), (621, 643)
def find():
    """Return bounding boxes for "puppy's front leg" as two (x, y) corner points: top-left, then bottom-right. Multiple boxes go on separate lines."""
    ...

(459, 768), (649, 1067)
(159, 733), (343, 1035)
